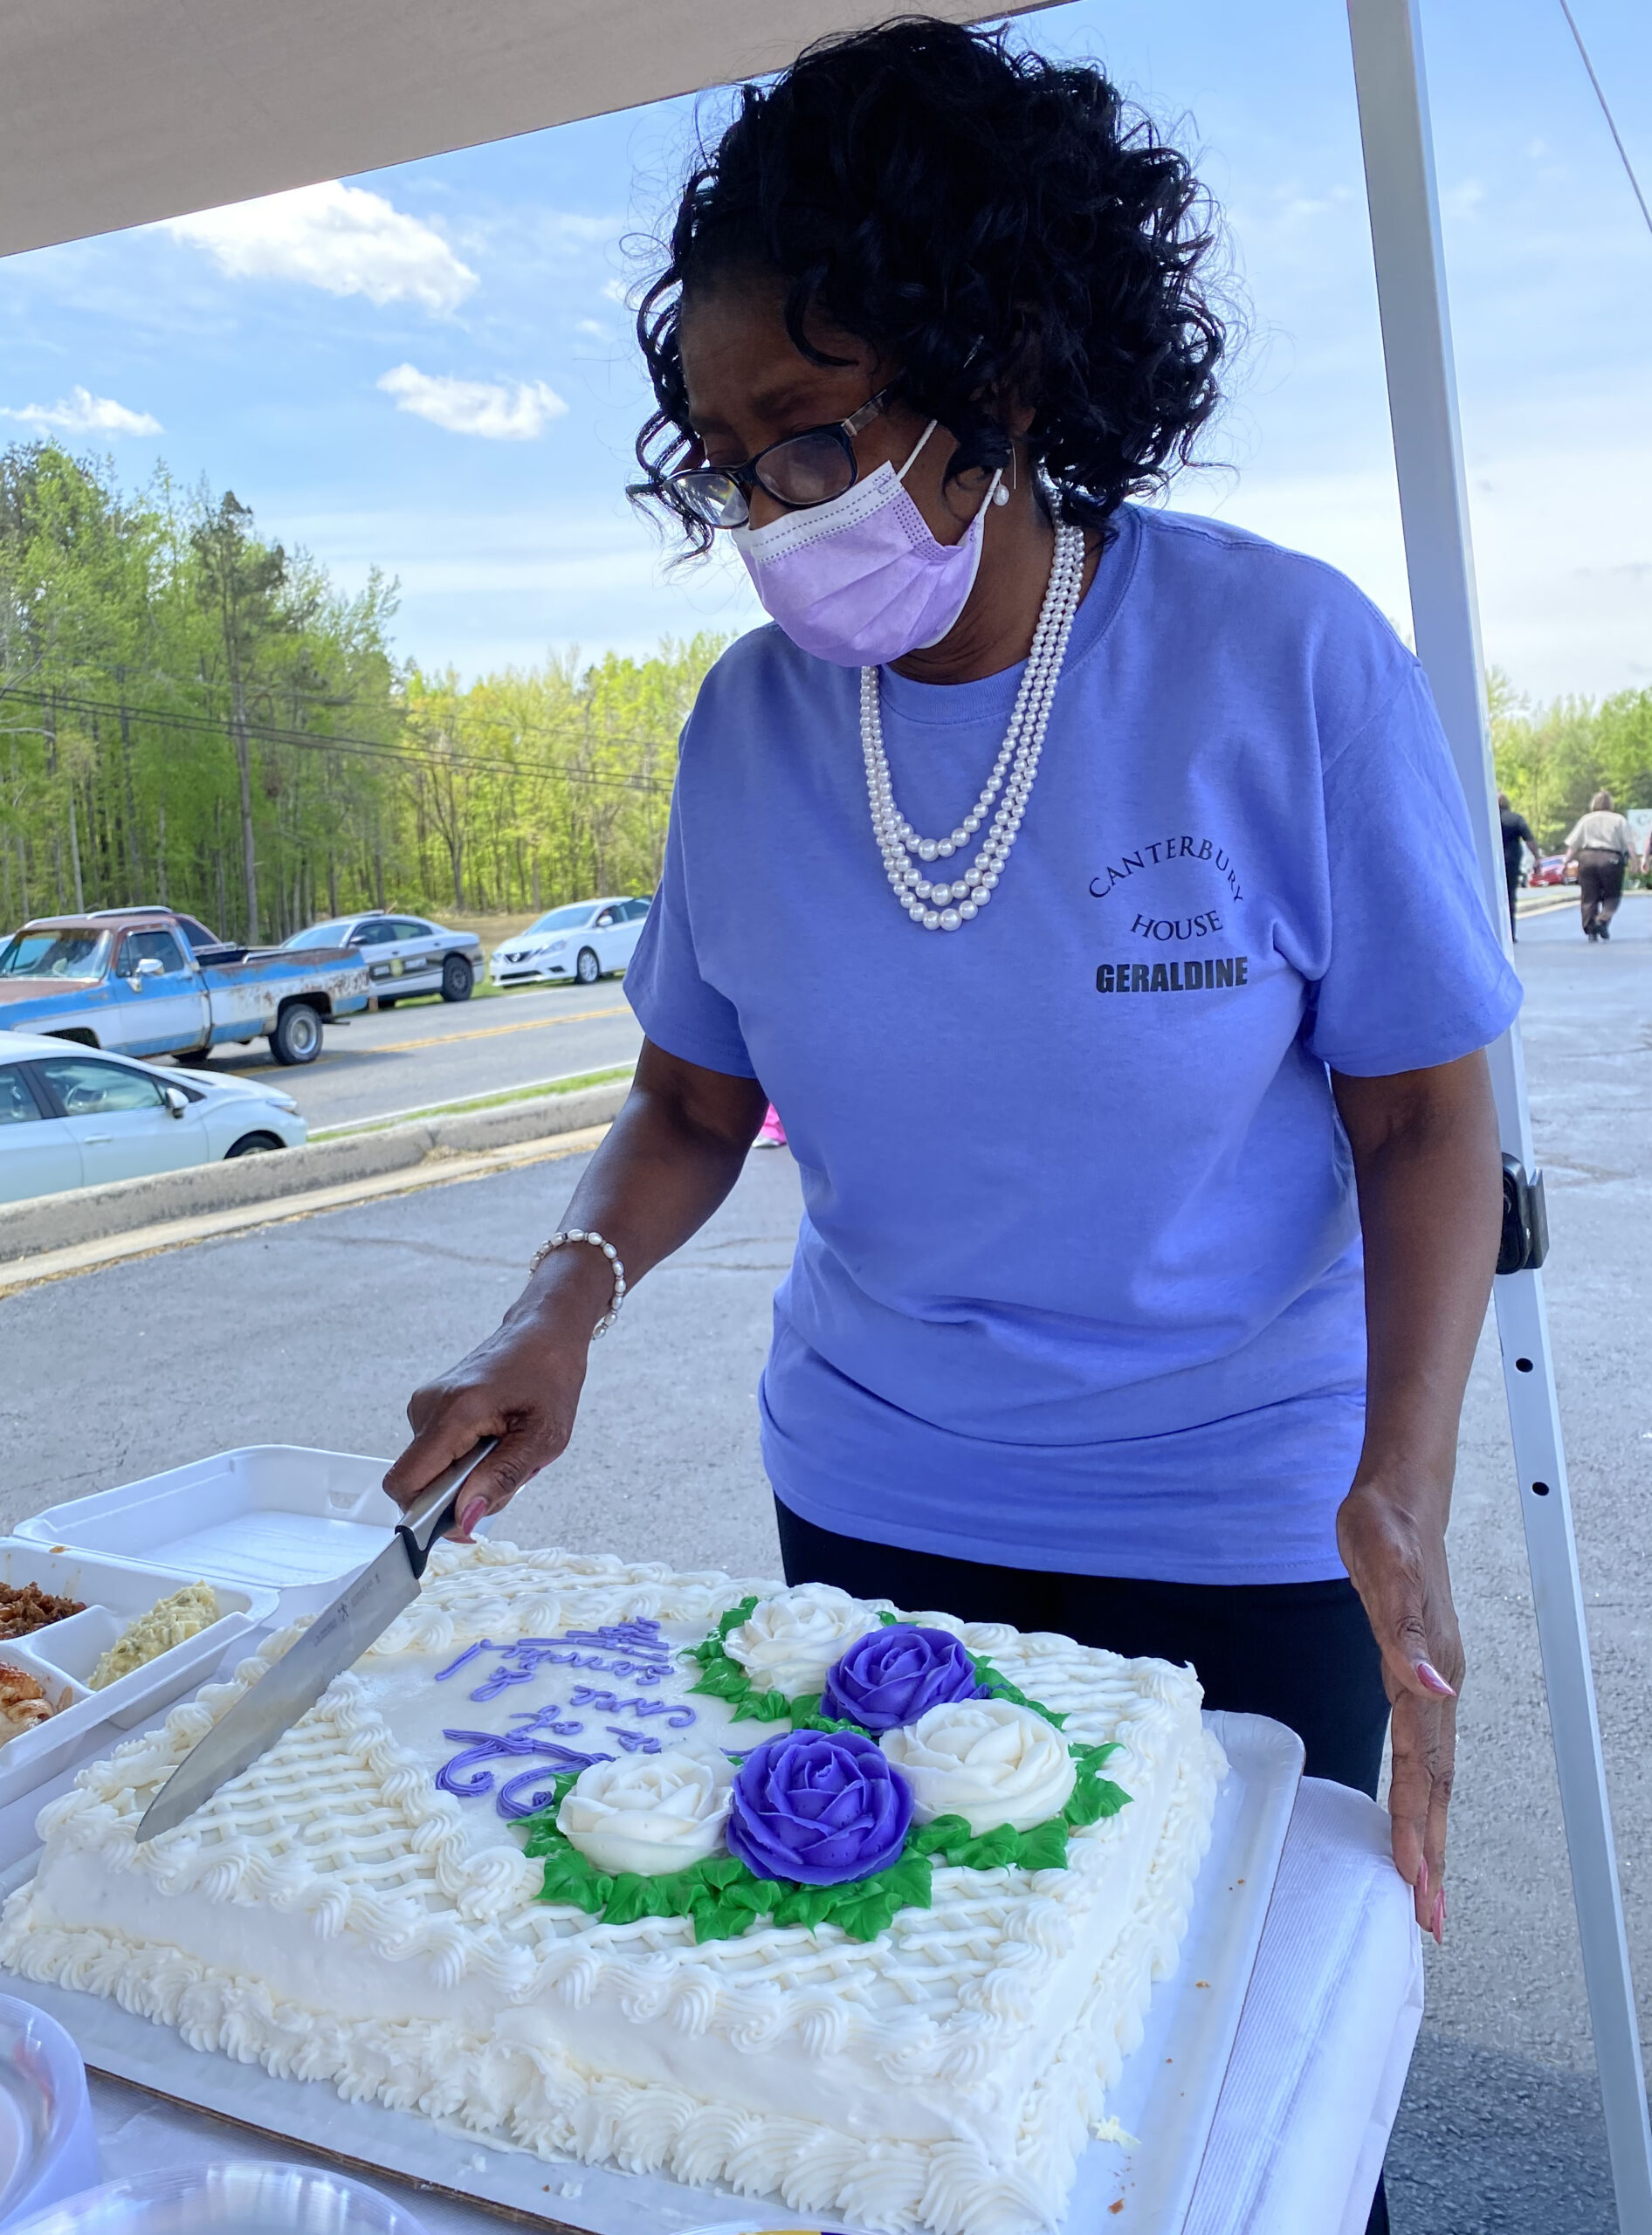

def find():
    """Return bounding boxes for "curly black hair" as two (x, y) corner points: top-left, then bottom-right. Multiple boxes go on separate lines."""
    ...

(631, 16), (1226, 554)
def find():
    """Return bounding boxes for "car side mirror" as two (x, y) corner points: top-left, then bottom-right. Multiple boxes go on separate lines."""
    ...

(132, 955), (164, 980)
(162, 1086), (188, 1119)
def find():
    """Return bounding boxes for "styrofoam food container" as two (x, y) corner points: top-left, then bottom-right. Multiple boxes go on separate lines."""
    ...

(0, 1996), (99, 2232)
(6, 2163), (429, 2235)
(16, 1448), (487, 1626)
(0, 1544), (275, 1809)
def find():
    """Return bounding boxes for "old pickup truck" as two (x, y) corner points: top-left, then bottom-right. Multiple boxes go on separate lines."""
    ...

(0, 909), (369, 1065)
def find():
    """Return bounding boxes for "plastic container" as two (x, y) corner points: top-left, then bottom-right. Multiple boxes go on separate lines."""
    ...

(0, 1544), (275, 1809)
(17, 1449), (403, 1625)
(0, 1996), (99, 2232)
(5, 2163), (429, 2235)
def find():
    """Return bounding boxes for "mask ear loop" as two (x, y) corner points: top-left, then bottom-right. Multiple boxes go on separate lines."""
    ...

(896, 421), (939, 482)
(993, 447), (1015, 506)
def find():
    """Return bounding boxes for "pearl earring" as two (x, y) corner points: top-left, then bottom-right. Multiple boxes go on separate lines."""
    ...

(992, 482), (1010, 506)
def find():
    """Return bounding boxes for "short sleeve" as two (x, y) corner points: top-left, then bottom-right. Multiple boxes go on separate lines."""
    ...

(1305, 664), (1522, 1076)
(624, 781), (758, 1078)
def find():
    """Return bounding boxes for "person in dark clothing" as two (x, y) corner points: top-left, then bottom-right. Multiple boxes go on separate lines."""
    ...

(1498, 792), (1540, 939)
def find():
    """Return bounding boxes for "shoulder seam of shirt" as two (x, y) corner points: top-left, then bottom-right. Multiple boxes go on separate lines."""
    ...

(1318, 663), (1427, 780)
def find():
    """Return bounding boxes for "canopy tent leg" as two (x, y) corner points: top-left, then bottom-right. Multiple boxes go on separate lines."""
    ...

(1344, 2), (1652, 2225)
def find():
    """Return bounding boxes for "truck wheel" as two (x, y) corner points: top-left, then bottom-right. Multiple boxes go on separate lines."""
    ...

(225, 1132), (284, 1157)
(575, 947), (601, 987)
(441, 954), (474, 1002)
(270, 1003), (323, 1065)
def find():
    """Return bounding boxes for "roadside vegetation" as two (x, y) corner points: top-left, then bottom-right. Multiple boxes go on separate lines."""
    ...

(1490, 670), (1652, 869)
(0, 441), (726, 946)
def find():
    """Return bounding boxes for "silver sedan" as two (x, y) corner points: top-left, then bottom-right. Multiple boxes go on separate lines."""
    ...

(281, 913), (484, 1005)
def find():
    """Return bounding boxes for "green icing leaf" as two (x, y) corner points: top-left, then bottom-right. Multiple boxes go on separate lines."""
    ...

(968, 1650), (1068, 1730)
(1014, 1817), (1072, 1873)
(683, 1647), (795, 1724)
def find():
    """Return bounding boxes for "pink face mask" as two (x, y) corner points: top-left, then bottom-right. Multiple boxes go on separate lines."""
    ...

(731, 423), (1001, 667)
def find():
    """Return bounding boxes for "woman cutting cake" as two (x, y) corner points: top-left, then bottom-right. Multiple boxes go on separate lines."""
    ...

(389, 15), (1518, 2107)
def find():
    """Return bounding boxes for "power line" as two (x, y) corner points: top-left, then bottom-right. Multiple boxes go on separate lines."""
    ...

(0, 684), (673, 798)
(1558, 0), (1652, 242)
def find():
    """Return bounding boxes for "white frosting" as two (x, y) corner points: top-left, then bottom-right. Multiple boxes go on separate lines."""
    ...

(721, 1583), (881, 1696)
(881, 1700), (1078, 1835)
(559, 1750), (733, 1878)
(0, 1544), (1224, 2235)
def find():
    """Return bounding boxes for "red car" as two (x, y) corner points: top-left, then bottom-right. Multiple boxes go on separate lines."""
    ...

(1527, 856), (1576, 887)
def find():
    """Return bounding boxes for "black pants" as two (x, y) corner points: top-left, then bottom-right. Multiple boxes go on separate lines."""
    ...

(776, 1501), (1395, 2232)
(1504, 859), (1521, 938)
(1579, 848), (1626, 936)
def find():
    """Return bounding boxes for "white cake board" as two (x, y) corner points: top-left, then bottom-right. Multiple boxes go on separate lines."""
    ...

(0, 1710), (1300, 2235)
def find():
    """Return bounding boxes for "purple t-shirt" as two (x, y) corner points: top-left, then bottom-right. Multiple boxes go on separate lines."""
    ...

(626, 505), (1520, 1584)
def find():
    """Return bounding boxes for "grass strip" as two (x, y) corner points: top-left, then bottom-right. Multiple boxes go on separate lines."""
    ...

(310, 1064), (633, 1142)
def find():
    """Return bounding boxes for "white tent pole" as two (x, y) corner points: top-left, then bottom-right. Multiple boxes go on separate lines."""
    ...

(1344, 2), (1652, 2225)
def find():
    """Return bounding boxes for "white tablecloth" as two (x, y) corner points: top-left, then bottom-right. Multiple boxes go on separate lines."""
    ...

(64, 1777), (1421, 2235)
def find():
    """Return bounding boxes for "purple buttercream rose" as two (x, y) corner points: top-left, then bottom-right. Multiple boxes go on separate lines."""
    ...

(820, 1624), (987, 1734)
(726, 1730), (913, 1886)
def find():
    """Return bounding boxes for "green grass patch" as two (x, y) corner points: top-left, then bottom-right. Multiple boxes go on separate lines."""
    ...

(311, 1065), (633, 1142)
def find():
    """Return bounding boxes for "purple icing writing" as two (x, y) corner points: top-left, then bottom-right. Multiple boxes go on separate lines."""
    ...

(437, 1727), (614, 1818)
(435, 1621), (674, 1704)
(607, 1726), (664, 1754)
(567, 1685), (696, 1728)
(432, 1620), (689, 1814)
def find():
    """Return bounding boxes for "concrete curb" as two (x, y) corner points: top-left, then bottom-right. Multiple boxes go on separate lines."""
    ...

(0, 1124), (612, 1296)
(0, 1082), (630, 1265)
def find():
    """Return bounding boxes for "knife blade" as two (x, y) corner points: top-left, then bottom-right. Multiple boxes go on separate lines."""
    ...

(135, 1438), (498, 1844)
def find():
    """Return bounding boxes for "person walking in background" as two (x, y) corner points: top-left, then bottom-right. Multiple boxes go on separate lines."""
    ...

(1563, 789), (1636, 941)
(1498, 792), (1541, 939)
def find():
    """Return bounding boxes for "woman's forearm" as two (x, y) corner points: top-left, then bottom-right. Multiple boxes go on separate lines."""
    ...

(1332, 1051), (1502, 1505)
(382, 1040), (768, 1515)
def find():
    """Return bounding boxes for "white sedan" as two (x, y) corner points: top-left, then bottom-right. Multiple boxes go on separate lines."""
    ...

(0, 1030), (307, 1205)
(488, 896), (651, 990)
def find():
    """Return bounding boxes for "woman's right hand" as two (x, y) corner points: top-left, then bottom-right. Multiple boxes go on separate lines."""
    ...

(382, 1254), (614, 1535)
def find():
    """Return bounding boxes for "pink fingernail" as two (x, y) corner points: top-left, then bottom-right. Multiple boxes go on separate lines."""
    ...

(456, 1496), (487, 1540)
(1416, 1855), (1429, 1906)
(1430, 1888), (1445, 1945)
(1416, 1661), (1457, 1698)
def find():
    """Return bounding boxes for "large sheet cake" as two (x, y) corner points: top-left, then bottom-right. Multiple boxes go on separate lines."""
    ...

(1, 1544), (1224, 2235)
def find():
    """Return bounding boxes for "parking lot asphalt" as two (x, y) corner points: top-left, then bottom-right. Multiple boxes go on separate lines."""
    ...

(189, 978), (644, 1131)
(3, 893), (1649, 2231)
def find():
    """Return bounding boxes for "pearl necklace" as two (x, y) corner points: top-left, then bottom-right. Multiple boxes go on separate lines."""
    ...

(862, 519), (1084, 931)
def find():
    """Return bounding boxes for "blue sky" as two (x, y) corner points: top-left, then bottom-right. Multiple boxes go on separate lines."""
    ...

(0, 0), (1646, 705)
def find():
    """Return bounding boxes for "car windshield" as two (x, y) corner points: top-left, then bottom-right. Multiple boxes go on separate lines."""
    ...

(524, 904), (600, 935)
(283, 921), (354, 950)
(0, 930), (110, 979)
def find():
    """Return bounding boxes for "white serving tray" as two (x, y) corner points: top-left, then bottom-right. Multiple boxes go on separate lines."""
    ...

(0, 1544), (274, 1811)
(17, 1448), (402, 1623)
(0, 1710), (1300, 2235)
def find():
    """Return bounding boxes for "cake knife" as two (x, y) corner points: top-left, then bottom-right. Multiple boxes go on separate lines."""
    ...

(134, 1438), (498, 1843)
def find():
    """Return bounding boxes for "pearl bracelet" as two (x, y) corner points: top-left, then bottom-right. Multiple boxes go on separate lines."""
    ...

(528, 1228), (626, 1338)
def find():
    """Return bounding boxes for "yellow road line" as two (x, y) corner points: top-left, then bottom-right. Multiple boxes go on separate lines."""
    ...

(368, 1002), (630, 1054)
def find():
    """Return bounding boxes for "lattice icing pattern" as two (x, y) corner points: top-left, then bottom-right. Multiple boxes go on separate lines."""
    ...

(1, 1545), (1225, 2235)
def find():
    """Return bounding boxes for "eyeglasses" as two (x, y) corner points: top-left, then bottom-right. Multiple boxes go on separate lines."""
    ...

(667, 389), (893, 530)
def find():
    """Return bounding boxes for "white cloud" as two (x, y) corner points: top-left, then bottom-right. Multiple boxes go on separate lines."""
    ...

(166, 182), (476, 314)
(376, 364), (568, 440)
(0, 386), (161, 436)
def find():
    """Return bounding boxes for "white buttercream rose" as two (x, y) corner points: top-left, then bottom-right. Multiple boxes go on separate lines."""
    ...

(880, 1699), (1077, 1834)
(722, 1585), (881, 1697)
(557, 1749), (734, 1878)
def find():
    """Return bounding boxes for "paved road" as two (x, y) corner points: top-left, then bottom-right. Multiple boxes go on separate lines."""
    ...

(190, 979), (644, 1131)
(3, 897), (1649, 2231)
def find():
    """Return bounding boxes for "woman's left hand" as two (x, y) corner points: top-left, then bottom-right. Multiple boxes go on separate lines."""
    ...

(1337, 1475), (1460, 1943)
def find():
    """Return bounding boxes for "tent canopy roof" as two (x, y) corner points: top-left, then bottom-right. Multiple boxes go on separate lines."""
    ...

(0, 0), (1043, 260)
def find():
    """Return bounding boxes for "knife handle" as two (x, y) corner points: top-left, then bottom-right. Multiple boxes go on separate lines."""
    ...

(396, 1438), (499, 1577)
